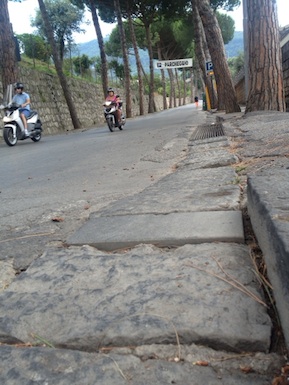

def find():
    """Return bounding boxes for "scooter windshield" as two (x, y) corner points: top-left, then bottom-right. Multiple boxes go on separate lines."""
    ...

(3, 84), (14, 105)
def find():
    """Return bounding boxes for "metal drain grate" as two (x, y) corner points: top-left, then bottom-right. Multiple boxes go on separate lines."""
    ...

(191, 123), (225, 140)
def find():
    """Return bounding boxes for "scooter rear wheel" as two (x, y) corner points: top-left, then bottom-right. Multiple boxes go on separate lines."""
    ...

(31, 132), (42, 142)
(3, 127), (17, 146)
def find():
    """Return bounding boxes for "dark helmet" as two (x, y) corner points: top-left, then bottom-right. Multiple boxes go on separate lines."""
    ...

(15, 82), (24, 90)
(107, 87), (114, 94)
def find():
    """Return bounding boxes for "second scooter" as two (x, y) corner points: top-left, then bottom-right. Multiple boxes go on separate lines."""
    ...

(103, 98), (126, 132)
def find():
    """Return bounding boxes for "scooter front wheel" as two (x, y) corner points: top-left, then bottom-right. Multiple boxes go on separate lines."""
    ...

(107, 117), (114, 132)
(3, 127), (17, 146)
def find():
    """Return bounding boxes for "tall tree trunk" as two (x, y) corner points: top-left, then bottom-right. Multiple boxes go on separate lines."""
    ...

(38, 0), (81, 129)
(88, 0), (108, 98)
(59, 38), (65, 64)
(114, 0), (131, 118)
(167, 68), (174, 108)
(197, 0), (240, 113)
(191, 0), (217, 109)
(245, 0), (285, 112)
(168, 69), (177, 107)
(140, 62), (149, 84)
(157, 44), (168, 110)
(190, 68), (194, 103)
(0, 0), (19, 94)
(127, 6), (144, 115)
(182, 69), (186, 105)
(162, 67), (168, 110)
(144, 22), (155, 113)
(175, 69), (181, 106)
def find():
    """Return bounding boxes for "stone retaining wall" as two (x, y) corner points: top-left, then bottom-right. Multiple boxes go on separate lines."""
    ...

(0, 67), (164, 134)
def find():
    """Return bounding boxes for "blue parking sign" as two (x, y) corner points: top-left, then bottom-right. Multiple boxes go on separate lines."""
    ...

(206, 61), (213, 72)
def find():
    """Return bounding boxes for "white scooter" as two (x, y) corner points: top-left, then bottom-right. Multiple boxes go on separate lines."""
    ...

(1, 102), (43, 147)
(103, 99), (126, 132)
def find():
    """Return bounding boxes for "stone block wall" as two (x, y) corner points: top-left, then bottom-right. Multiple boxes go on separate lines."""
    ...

(0, 67), (158, 135)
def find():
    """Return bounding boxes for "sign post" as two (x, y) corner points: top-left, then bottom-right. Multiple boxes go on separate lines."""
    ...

(205, 61), (215, 110)
(155, 58), (193, 70)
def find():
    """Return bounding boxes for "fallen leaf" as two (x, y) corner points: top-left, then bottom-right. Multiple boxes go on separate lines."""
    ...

(51, 217), (64, 222)
(193, 360), (209, 366)
(272, 377), (289, 385)
(282, 366), (289, 375)
(240, 365), (253, 373)
(272, 366), (289, 385)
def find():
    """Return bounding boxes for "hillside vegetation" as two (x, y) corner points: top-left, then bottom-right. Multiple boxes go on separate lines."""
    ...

(72, 31), (244, 74)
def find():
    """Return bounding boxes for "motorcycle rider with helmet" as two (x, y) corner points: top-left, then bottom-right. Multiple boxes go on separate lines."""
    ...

(105, 87), (122, 127)
(12, 82), (31, 136)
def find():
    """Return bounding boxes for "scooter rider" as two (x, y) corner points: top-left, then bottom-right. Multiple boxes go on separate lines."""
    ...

(12, 82), (31, 136)
(105, 87), (122, 126)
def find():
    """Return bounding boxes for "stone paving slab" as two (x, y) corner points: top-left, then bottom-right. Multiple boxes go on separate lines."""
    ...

(67, 211), (244, 250)
(247, 169), (289, 351)
(96, 166), (240, 217)
(0, 344), (282, 385)
(221, 111), (289, 158)
(183, 139), (239, 169)
(0, 243), (271, 352)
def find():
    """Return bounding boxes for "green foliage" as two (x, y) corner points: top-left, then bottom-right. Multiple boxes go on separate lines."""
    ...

(92, 56), (103, 77)
(105, 20), (147, 58)
(131, 19), (148, 51)
(109, 60), (125, 82)
(153, 73), (164, 92)
(210, 0), (241, 12)
(31, 0), (85, 59)
(20, 55), (57, 75)
(216, 12), (235, 44)
(17, 33), (51, 62)
(152, 17), (195, 60)
(72, 54), (93, 75)
(97, 1), (116, 24)
(225, 31), (243, 57)
(105, 27), (123, 57)
(228, 51), (244, 76)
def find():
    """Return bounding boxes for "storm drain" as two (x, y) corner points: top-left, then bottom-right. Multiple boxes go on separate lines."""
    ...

(191, 123), (225, 140)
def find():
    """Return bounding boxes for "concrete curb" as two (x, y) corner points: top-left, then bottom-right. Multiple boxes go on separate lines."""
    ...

(247, 171), (289, 351)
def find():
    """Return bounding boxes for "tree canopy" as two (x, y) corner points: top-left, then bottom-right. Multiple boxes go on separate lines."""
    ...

(31, 0), (85, 62)
(17, 33), (51, 62)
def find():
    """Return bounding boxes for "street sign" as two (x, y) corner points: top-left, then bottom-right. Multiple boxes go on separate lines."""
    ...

(206, 61), (214, 73)
(155, 58), (193, 69)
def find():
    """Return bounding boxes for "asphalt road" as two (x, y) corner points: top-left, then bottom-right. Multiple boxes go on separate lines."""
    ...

(0, 103), (203, 269)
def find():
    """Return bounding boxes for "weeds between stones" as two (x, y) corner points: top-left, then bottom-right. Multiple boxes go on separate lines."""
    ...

(185, 258), (268, 308)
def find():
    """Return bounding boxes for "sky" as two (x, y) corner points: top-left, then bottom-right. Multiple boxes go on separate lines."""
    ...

(8, 0), (289, 44)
